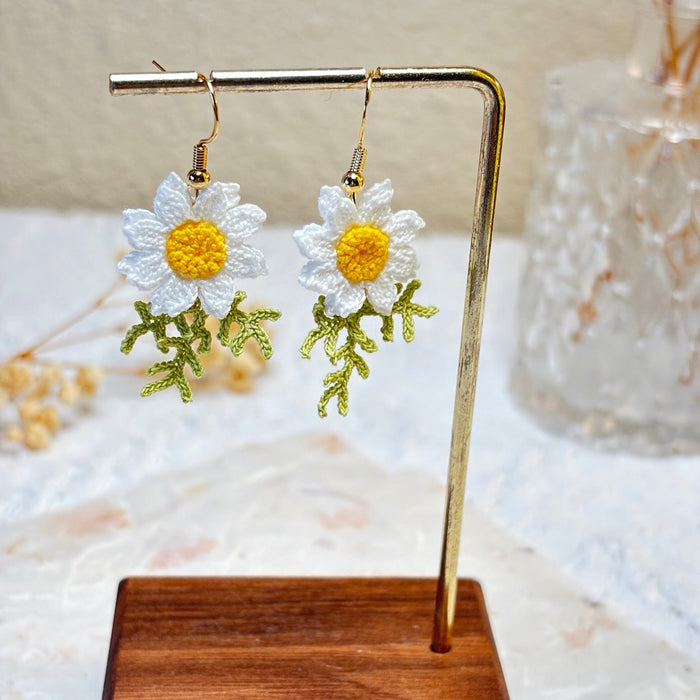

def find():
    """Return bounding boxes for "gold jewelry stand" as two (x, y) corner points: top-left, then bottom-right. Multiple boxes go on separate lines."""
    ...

(103, 66), (506, 699)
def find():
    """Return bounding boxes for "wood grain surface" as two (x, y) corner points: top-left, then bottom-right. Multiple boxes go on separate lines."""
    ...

(103, 577), (509, 699)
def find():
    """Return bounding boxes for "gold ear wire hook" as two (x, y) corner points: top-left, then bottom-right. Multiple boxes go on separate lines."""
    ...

(341, 67), (381, 202)
(152, 61), (220, 192)
(357, 67), (377, 148)
(193, 71), (220, 147)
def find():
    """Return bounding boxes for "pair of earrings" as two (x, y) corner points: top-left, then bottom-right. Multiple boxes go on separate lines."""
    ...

(118, 67), (437, 416)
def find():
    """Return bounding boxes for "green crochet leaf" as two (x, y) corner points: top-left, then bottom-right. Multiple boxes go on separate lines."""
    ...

(300, 280), (438, 417)
(121, 294), (281, 403)
(217, 290), (282, 360)
(382, 280), (438, 342)
(121, 300), (211, 402)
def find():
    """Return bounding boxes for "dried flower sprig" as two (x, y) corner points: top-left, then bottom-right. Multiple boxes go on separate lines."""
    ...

(654, 0), (700, 88)
(0, 280), (122, 451)
(571, 1), (700, 385)
(0, 362), (102, 450)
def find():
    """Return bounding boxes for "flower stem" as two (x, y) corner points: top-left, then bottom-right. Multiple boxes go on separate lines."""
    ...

(36, 325), (129, 354)
(9, 278), (124, 363)
(663, 0), (681, 82)
(27, 355), (143, 376)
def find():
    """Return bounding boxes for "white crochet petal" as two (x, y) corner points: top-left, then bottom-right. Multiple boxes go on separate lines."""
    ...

(298, 260), (344, 294)
(318, 186), (357, 231)
(385, 245), (419, 281)
(149, 275), (198, 317)
(198, 273), (237, 319)
(293, 223), (336, 262)
(122, 209), (168, 251)
(323, 283), (365, 318)
(193, 181), (241, 223)
(220, 204), (267, 241)
(366, 275), (400, 315)
(384, 209), (425, 244)
(117, 250), (169, 290)
(318, 185), (345, 221)
(224, 243), (267, 278)
(153, 173), (192, 228)
(357, 179), (393, 227)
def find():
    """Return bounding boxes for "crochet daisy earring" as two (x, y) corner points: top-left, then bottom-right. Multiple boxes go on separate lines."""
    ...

(118, 67), (280, 402)
(294, 68), (437, 417)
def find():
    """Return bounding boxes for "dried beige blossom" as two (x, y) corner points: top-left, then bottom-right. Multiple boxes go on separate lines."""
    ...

(41, 365), (63, 385)
(5, 425), (24, 442)
(18, 399), (43, 423)
(26, 376), (51, 400)
(27, 365), (63, 400)
(58, 382), (81, 406)
(0, 363), (33, 397)
(37, 405), (60, 433)
(76, 366), (102, 396)
(23, 422), (51, 450)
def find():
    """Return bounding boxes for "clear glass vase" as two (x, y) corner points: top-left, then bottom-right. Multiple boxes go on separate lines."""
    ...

(512, 0), (700, 454)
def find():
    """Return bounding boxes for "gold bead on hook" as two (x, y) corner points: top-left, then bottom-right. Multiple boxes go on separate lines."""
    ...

(341, 146), (367, 195)
(187, 143), (211, 190)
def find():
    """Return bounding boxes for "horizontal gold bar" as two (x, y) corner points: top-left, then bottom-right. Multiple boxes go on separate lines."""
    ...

(109, 71), (203, 95)
(109, 67), (499, 95)
(212, 68), (369, 92)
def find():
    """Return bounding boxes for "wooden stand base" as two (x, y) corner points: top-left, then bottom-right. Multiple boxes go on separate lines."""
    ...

(103, 577), (509, 699)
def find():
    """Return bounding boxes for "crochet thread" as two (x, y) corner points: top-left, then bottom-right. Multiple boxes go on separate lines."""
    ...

(165, 219), (227, 279)
(122, 294), (280, 402)
(217, 290), (281, 359)
(301, 280), (437, 417)
(335, 224), (390, 283)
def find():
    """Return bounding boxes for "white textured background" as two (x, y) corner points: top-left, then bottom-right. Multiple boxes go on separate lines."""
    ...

(0, 0), (636, 230)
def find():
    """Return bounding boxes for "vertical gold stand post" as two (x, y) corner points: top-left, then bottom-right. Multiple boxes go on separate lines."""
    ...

(109, 67), (505, 653)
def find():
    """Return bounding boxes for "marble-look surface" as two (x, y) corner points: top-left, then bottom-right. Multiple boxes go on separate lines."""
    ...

(2, 434), (698, 699)
(0, 210), (699, 697)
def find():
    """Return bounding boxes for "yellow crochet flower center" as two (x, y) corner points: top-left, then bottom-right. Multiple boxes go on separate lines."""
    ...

(165, 220), (227, 279)
(335, 224), (390, 284)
